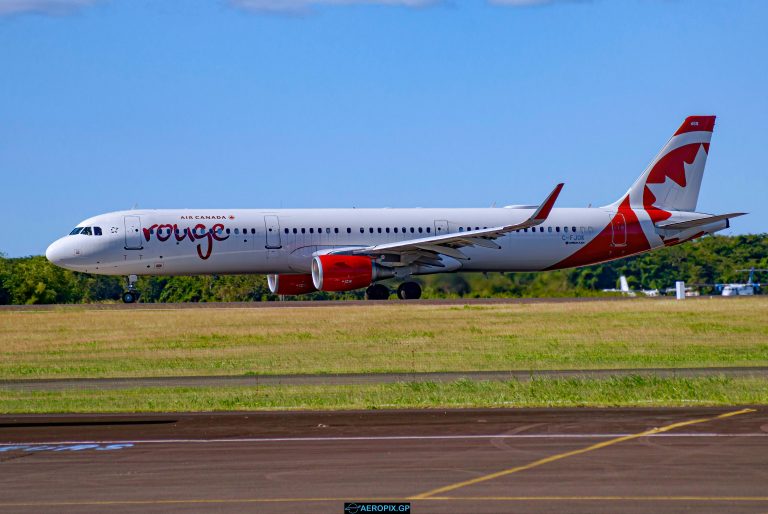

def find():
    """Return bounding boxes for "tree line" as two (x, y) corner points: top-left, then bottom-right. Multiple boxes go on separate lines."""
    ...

(1, 234), (766, 304)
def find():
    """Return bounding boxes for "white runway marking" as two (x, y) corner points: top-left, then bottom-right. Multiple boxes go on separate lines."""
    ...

(3, 432), (766, 446)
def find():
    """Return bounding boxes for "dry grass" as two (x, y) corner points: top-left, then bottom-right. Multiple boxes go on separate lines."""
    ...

(1, 298), (767, 379)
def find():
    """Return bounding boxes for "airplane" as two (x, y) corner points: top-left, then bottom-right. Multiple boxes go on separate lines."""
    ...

(46, 115), (746, 303)
(706, 268), (767, 296)
(602, 275), (660, 297)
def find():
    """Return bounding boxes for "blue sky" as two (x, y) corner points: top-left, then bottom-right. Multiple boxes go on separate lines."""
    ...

(1, 0), (766, 257)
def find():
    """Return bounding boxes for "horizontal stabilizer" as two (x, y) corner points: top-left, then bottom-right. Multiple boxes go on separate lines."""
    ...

(656, 212), (746, 231)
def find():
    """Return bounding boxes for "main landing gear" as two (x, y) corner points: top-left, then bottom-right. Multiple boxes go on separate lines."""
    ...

(365, 282), (422, 300)
(122, 275), (140, 304)
(365, 284), (390, 300)
(397, 281), (422, 300)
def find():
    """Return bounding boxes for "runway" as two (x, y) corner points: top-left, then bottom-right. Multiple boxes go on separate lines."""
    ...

(2, 366), (768, 391)
(0, 408), (766, 513)
(0, 296), (653, 311)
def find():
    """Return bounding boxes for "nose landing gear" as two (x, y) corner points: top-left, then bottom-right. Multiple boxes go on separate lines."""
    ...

(122, 275), (140, 304)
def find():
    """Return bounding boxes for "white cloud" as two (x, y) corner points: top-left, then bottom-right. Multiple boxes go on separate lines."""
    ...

(0, 0), (101, 16)
(229, 0), (439, 15)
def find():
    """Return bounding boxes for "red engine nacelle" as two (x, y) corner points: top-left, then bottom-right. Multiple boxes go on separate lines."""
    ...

(267, 274), (317, 295)
(311, 255), (394, 292)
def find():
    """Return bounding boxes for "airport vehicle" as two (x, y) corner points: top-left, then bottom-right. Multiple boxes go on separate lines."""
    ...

(46, 116), (745, 302)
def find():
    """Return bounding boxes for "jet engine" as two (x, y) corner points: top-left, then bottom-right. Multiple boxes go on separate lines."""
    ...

(311, 255), (394, 292)
(267, 274), (317, 295)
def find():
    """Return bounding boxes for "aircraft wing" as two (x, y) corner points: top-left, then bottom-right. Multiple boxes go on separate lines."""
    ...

(330, 183), (563, 264)
(655, 212), (746, 231)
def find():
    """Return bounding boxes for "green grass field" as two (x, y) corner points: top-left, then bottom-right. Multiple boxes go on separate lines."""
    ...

(1, 376), (765, 413)
(2, 298), (767, 412)
(1, 298), (767, 379)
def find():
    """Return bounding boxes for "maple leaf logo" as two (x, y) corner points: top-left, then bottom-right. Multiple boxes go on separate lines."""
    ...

(645, 143), (708, 214)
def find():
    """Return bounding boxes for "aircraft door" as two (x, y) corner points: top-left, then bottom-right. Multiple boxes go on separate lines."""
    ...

(434, 220), (449, 235)
(124, 216), (143, 250)
(264, 215), (282, 249)
(610, 213), (627, 247)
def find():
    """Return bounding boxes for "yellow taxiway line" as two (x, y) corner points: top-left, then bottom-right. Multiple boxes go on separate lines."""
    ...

(409, 407), (756, 499)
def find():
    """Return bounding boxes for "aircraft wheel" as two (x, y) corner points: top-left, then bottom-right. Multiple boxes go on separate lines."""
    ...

(365, 284), (390, 300)
(397, 282), (422, 300)
(122, 291), (138, 304)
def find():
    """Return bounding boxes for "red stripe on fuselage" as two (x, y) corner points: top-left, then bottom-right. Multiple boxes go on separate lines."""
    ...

(545, 197), (651, 270)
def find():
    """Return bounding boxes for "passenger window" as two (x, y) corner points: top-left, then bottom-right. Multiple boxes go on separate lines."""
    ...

(563, 226), (568, 233)
(225, 228), (230, 234)
(81, 227), (92, 235)
(547, 227), (552, 233)
(346, 228), (350, 234)
(235, 228), (240, 235)
(410, 227), (415, 233)
(293, 228), (297, 234)
(310, 228), (314, 234)
(326, 228), (331, 234)
(360, 228), (364, 233)
(426, 227), (431, 233)
(418, 227), (423, 233)
(378, 228), (382, 233)
(459, 227), (463, 232)
(385, 227), (390, 233)
(523, 228), (528, 233)
(394, 227), (398, 233)
(572, 226), (577, 232)
(555, 227), (560, 232)
(335, 228), (339, 234)
(301, 228), (306, 234)
(94, 227), (102, 236)
(402, 227), (406, 233)
(369, 228), (374, 233)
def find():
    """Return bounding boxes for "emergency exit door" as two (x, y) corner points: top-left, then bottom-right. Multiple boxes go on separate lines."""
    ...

(124, 216), (143, 250)
(610, 213), (627, 247)
(264, 215), (282, 249)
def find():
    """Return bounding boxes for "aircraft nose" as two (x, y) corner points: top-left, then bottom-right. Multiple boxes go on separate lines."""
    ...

(45, 238), (69, 267)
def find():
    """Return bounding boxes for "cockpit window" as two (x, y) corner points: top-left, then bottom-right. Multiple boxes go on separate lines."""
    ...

(69, 227), (83, 235)
(81, 227), (92, 236)
(94, 226), (102, 236)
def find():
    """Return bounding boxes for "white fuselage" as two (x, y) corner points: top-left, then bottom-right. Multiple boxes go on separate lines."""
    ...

(45, 206), (720, 277)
